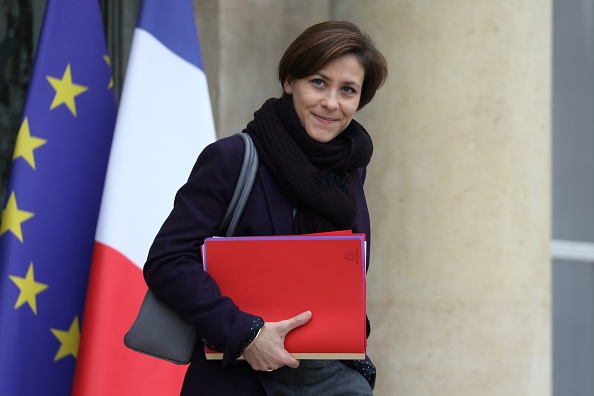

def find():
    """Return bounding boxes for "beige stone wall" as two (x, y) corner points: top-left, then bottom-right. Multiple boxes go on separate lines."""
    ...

(195, 0), (331, 136)
(332, 1), (552, 395)
(195, 1), (552, 394)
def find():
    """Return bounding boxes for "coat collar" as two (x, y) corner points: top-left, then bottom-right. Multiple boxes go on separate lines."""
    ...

(258, 164), (294, 235)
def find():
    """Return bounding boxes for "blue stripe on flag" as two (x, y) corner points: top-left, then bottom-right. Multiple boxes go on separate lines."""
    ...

(137, 0), (204, 70)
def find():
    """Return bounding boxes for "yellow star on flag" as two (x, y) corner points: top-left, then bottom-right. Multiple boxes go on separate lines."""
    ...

(12, 117), (47, 169)
(46, 64), (88, 116)
(0, 191), (34, 243)
(103, 55), (114, 89)
(9, 262), (48, 315)
(51, 316), (81, 361)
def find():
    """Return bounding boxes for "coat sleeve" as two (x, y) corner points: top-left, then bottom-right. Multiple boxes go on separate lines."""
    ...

(143, 135), (260, 366)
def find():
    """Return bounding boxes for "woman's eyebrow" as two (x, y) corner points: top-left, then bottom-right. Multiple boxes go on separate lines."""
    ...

(316, 71), (362, 88)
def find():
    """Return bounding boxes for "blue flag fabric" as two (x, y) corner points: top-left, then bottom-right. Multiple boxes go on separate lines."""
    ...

(0, 0), (116, 394)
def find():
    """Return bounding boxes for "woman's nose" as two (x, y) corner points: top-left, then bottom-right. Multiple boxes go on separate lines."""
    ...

(321, 91), (339, 110)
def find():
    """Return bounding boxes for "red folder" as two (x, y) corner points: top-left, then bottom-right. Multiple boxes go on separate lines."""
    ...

(202, 234), (366, 360)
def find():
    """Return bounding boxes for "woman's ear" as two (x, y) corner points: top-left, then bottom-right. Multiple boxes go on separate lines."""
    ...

(283, 80), (293, 95)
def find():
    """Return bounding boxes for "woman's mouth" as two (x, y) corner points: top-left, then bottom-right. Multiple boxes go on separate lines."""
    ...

(313, 114), (338, 123)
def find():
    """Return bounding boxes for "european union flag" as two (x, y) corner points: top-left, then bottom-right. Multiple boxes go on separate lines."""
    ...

(0, 0), (116, 394)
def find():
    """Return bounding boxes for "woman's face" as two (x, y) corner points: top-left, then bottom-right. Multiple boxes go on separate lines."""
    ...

(284, 54), (364, 143)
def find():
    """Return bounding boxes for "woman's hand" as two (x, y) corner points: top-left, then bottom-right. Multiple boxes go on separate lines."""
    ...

(242, 310), (312, 371)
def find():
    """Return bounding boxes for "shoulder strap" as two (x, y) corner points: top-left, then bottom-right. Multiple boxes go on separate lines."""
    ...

(217, 132), (259, 237)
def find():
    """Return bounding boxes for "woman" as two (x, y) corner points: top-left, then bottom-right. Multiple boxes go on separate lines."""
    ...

(144, 20), (388, 395)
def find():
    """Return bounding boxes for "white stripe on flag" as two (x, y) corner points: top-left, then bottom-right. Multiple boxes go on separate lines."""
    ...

(95, 28), (216, 268)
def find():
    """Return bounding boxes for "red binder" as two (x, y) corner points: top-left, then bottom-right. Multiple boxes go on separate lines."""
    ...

(202, 234), (367, 360)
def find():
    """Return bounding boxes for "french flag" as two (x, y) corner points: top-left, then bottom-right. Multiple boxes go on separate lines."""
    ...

(72, 1), (216, 394)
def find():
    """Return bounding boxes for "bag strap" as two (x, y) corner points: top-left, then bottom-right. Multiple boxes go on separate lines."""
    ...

(217, 132), (259, 237)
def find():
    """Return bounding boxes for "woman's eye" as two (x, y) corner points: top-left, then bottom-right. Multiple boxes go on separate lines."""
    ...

(342, 86), (356, 94)
(311, 79), (324, 87)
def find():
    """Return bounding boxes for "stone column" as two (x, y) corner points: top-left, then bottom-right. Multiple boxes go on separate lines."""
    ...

(332, 1), (551, 395)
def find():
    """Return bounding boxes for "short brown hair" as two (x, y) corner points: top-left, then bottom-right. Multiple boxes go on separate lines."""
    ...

(278, 20), (388, 110)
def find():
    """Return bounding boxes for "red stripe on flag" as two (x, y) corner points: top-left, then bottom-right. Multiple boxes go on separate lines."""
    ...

(72, 242), (186, 395)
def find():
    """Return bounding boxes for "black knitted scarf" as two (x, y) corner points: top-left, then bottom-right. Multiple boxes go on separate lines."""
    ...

(245, 95), (373, 234)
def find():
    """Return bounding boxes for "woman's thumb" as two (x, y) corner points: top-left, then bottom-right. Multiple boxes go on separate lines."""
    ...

(285, 310), (312, 332)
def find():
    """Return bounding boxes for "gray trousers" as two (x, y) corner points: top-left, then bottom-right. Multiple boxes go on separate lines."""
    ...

(274, 360), (373, 396)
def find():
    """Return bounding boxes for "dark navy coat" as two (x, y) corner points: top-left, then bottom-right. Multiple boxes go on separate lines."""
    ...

(144, 134), (372, 395)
